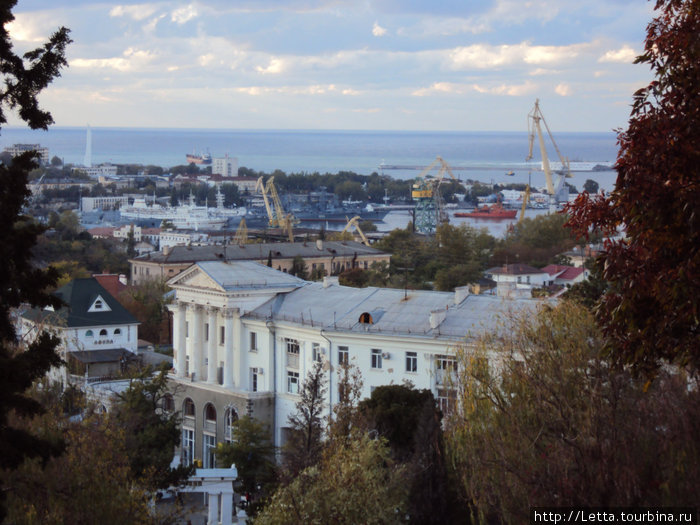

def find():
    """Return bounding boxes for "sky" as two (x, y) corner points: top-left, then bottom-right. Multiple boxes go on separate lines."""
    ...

(6, 0), (656, 132)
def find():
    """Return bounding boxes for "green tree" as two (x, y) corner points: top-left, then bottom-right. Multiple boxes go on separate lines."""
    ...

(215, 416), (276, 496)
(118, 280), (172, 345)
(256, 433), (408, 525)
(110, 366), (192, 492)
(0, 5), (70, 520)
(288, 255), (308, 279)
(565, 0), (700, 375)
(583, 178), (599, 193)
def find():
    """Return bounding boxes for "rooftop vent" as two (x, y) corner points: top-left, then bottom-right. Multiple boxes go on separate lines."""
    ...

(316, 239), (323, 251)
(429, 309), (447, 329)
(323, 276), (339, 288)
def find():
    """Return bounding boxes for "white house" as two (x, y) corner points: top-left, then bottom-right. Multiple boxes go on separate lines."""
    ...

(485, 263), (550, 287)
(541, 264), (590, 287)
(21, 278), (139, 387)
(165, 261), (545, 467)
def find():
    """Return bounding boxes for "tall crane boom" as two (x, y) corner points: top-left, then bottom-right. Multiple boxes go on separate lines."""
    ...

(341, 215), (370, 246)
(526, 99), (571, 198)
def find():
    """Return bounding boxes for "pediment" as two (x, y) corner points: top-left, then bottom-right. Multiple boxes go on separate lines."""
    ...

(167, 265), (224, 292)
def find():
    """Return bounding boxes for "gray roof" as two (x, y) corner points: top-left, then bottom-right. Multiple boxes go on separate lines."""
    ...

(133, 241), (387, 264)
(248, 281), (544, 341)
(195, 261), (307, 291)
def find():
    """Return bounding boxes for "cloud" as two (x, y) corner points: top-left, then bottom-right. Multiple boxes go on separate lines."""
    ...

(372, 22), (387, 37)
(412, 80), (536, 97)
(109, 4), (159, 21)
(449, 42), (585, 70)
(598, 45), (636, 63)
(555, 83), (572, 96)
(171, 4), (198, 24)
(256, 57), (286, 74)
(70, 47), (157, 72)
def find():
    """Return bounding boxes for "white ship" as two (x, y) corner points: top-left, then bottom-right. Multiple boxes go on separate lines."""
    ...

(120, 189), (243, 231)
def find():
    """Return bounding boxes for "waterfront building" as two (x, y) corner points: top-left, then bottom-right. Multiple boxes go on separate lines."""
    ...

(165, 261), (545, 464)
(212, 154), (238, 178)
(129, 240), (391, 285)
(72, 163), (118, 178)
(2, 143), (50, 164)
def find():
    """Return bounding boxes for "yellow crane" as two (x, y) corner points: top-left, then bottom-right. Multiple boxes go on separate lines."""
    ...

(255, 176), (297, 242)
(526, 99), (572, 202)
(232, 218), (248, 245)
(341, 215), (370, 246)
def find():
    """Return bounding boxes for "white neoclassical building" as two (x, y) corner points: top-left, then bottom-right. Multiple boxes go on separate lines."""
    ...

(166, 261), (546, 466)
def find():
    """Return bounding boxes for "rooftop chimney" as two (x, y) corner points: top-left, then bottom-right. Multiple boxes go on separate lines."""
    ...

(323, 276), (339, 288)
(163, 245), (171, 256)
(454, 286), (470, 304)
(429, 308), (447, 329)
(316, 239), (323, 251)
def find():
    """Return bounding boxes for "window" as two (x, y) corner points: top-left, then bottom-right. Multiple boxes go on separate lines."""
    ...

(185, 321), (189, 338)
(183, 398), (195, 418)
(250, 332), (257, 352)
(94, 300), (103, 309)
(312, 342), (322, 363)
(181, 428), (194, 466)
(203, 434), (216, 469)
(99, 329), (108, 337)
(224, 407), (238, 442)
(161, 394), (175, 413)
(287, 371), (300, 394)
(437, 388), (456, 415)
(220, 326), (225, 345)
(286, 338), (300, 369)
(85, 330), (94, 338)
(204, 323), (209, 342)
(338, 346), (349, 365)
(250, 368), (258, 392)
(436, 355), (457, 386)
(371, 349), (382, 369)
(113, 328), (121, 336)
(406, 351), (417, 373)
(204, 403), (216, 423)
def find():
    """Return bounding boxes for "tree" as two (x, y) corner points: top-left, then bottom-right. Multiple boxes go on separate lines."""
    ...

(0, 5), (70, 520)
(118, 280), (173, 345)
(288, 255), (308, 279)
(110, 366), (193, 492)
(281, 361), (327, 479)
(445, 301), (700, 523)
(583, 178), (599, 193)
(215, 416), (276, 496)
(256, 433), (408, 525)
(565, 0), (700, 375)
(50, 155), (62, 167)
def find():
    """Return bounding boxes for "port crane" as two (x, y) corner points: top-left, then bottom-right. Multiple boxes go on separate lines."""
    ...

(411, 156), (460, 234)
(256, 176), (297, 242)
(341, 215), (371, 247)
(232, 218), (248, 245)
(526, 99), (572, 206)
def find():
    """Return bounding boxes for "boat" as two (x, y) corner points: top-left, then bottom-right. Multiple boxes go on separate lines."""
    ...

(506, 170), (515, 176)
(186, 150), (212, 165)
(454, 201), (517, 219)
(120, 193), (230, 230)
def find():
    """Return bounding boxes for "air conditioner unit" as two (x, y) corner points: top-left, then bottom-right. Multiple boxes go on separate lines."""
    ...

(382, 352), (391, 360)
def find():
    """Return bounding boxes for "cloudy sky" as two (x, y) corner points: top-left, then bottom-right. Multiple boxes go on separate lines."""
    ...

(7, 0), (655, 131)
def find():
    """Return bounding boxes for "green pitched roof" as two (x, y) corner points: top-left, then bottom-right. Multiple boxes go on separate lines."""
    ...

(23, 278), (138, 328)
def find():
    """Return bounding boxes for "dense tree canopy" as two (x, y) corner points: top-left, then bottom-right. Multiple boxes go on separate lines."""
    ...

(0, 4), (71, 520)
(565, 0), (700, 375)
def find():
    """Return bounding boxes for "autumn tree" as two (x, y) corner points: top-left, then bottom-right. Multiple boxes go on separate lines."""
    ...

(445, 301), (700, 523)
(281, 361), (327, 479)
(0, 4), (70, 521)
(565, 0), (700, 375)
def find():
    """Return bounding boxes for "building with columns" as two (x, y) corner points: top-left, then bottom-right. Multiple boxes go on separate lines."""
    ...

(166, 260), (545, 466)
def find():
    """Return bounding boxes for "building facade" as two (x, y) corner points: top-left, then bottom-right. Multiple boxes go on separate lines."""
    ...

(212, 155), (239, 178)
(130, 240), (391, 285)
(166, 261), (544, 466)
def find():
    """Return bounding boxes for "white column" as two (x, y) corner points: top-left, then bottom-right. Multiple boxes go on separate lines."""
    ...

(207, 492), (219, 525)
(234, 311), (245, 390)
(223, 309), (234, 389)
(191, 305), (203, 381)
(221, 492), (233, 525)
(175, 302), (187, 378)
(207, 307), (218, 384)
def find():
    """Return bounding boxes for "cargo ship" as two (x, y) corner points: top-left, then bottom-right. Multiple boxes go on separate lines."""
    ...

(186, 150), (212, 165)
(454, 202), (517, 219)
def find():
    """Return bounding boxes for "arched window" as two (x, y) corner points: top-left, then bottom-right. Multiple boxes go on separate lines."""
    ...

(224, 407), (238, 442)
(183, 398), (195, 418)
(85, 330), (94, 338)
(204, 403), (216, 423)
(99, 329), (108, 336)
(359, 312), (373, 324)
(114, 328), (122, 336)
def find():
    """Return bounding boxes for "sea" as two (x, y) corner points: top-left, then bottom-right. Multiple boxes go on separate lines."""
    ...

(1, 126), (620, 237)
